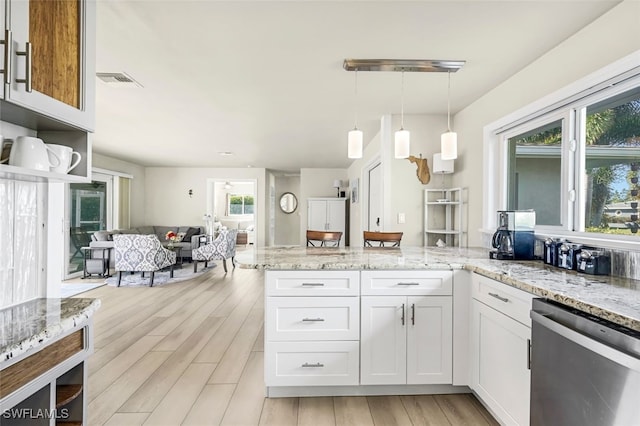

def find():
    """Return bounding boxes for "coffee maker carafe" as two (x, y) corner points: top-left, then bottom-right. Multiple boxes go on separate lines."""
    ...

(489, 210), (536, 260)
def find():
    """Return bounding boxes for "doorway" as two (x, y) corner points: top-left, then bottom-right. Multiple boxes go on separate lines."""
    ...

(367, 161), (383, 231)
(65, 172), (113, 278)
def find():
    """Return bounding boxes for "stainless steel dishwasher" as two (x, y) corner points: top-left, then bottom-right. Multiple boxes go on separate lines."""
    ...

(530, 299), (640, 426)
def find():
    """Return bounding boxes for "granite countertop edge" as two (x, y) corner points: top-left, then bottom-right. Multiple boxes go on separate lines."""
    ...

(1, 298), (102, 365)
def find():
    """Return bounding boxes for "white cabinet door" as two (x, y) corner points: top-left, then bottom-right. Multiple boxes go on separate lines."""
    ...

(1, 1), (6, 99)
(407, 296), (453, 384)
(471, 300), (531, 426)
(308, 199), (328, 231)
(360, 296), (406, 385)
(326, 199), (345, 232)
(7, 0), (96, 131)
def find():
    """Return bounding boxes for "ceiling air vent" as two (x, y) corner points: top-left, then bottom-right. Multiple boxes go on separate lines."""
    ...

(96, 72), (143, 88)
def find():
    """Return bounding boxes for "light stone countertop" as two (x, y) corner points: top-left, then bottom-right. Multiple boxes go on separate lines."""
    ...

(236, 246), (640, 332)
(0, 298), (101, 364)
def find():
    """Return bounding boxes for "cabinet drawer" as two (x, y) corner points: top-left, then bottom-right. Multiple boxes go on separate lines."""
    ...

(266, 271), (359, 296)
(266, 297), (359, 341)
(265, 341), (359, 386)
(361, 270), (452, 296)
(472, 273), (534, 326)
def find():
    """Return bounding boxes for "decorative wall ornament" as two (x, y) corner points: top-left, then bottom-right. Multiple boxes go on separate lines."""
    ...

(407, 154), (431, 184)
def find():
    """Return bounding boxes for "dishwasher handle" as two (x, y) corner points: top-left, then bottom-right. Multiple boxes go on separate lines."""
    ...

(531, 310), (640, 371)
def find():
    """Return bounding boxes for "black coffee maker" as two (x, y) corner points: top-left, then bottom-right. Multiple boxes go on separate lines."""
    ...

(490, 210), (536, 260)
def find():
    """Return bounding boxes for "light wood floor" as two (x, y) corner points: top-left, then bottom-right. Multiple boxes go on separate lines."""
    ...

(80, 266), (499, 426)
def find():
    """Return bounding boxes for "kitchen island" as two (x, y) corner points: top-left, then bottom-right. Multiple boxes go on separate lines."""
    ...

(0, 298), (100, 425)
(237, 246), (640, 332)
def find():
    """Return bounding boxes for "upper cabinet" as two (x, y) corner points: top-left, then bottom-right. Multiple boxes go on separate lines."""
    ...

(1, 0), (95, 132)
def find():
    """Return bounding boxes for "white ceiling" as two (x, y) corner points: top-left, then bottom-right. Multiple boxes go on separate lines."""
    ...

(94, 0), (620, 172)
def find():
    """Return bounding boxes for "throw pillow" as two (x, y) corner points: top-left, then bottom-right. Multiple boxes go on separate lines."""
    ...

(93, 230), (111, 241)
(183, 227), (200, 241)
(175, 232), (187, 242)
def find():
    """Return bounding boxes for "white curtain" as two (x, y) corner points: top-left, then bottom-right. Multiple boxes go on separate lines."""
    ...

(0, 179), (41, 308)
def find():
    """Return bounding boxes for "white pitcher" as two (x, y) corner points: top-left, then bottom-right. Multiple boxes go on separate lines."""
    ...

(46, 144), (82, 174)
(9, 136), (60, 171)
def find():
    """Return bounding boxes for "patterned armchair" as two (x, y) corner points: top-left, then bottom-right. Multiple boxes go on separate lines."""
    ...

(192, 229), (237, 273)
(113, 234), (176, 287)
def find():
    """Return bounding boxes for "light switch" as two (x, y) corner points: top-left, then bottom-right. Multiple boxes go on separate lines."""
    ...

(398, 213), (405, 224)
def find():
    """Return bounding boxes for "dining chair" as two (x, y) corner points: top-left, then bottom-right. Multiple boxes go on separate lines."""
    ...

(363, 231), (403, 247)
(306, 230), (343, 247)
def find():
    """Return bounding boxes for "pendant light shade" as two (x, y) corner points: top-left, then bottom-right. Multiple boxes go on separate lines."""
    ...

(394, 71), (410, 159)
(440, 71), (458, 160)
(394, 129), (410, 159)
(347, 70), (363, 159)
(348, 128), (363, 158)
(441, 131), (457, 160)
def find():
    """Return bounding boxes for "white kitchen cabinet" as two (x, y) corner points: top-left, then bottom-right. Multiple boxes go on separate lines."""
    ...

(307, 198), (347, 246)
(2, 0), (96, 131)
(360, 270), (453, 386)
(470, 273), (533, 426)
(265, 270), (360, 390)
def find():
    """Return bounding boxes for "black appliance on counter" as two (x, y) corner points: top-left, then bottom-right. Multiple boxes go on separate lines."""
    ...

(576, 250), (611, 275)
(558, 243), (582, 270)
(543, 238), (564, 266)
(489, 210), (536, 260)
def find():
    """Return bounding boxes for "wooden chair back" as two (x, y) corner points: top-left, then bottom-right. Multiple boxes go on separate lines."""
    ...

(363, 231), (403, 247)
(306, 230), (343, 247)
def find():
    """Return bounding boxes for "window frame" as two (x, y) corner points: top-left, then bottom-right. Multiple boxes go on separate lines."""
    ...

(484, 54), (640, 250)
(228, 194), (254, 216)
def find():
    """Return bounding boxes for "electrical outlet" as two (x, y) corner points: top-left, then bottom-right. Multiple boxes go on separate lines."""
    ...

(398, 213), (405, 224)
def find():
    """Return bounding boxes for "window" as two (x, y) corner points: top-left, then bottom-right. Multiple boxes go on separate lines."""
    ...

(229, 194), (254, 215)
(491, 66), (640, 245)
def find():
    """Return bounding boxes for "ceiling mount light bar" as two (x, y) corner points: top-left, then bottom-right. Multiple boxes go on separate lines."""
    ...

(343, 59), (465, 73)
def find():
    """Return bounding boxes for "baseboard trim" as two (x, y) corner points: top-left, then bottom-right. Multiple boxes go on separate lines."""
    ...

(265, 384), (471, 398)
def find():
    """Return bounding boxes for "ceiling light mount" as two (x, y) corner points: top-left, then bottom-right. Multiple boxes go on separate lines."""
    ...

(343, 59), (465, 73)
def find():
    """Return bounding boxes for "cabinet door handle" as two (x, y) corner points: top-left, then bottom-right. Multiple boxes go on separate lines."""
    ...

(527, 338), (531, 370)
(1, 29), (11, 85)
(301, 282), (324, 287)
(302, 362), (324, 368)
(15, 41), (32, 92)
(488, 292), (509, 303)
(411, 303), (415, 325)
(302, 318), (325, 322)
(401, 303), (405, 326)
(396, 282), (420, 286)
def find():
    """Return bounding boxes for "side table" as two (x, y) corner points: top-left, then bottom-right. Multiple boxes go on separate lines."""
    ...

(81, 247), (111, 278)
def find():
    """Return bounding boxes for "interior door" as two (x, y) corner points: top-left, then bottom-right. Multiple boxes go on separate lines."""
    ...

(368, 162), (382, 230)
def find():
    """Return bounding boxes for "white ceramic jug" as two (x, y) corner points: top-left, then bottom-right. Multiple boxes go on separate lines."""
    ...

(46, 144), (82, 174)
(9, 136), (61, 171)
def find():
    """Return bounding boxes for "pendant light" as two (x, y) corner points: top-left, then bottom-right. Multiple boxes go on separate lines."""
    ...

(348, 70), (363, 159)
(441, 71), (458, 160)
(394, 70), (410, 159)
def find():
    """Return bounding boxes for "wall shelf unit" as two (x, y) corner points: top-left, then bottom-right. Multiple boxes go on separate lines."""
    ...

(424, 188), (465, 247)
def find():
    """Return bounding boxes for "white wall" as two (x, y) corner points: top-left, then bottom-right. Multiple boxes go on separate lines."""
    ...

(144, 167), (267, 246)
(453, 0), (640, 247)
(299, 168), (349, 245)
(274, 175), (301, 245)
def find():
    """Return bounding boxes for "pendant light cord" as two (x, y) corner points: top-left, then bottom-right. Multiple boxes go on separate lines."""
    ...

(400, 70), (405, 129)
(447, 71), (451, 132)
(353, 70), (358, 129)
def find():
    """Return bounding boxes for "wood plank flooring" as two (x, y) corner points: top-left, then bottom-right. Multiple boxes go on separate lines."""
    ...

(81, 266), (499, 426)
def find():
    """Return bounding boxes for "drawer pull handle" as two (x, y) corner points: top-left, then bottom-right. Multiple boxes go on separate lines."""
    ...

(302, 282), (325, 287)
(488, 292), (509, 303)
(396, 282), (420, 286)
(401, 303), (405, 326)
(302, 362), (324, 368)
(1, 29), (12, 85)
(411, 303), (415, 325)
(302, 318), (325, 322)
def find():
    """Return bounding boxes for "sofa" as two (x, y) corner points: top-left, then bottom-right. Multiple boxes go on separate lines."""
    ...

(89, 225), (205, 266)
